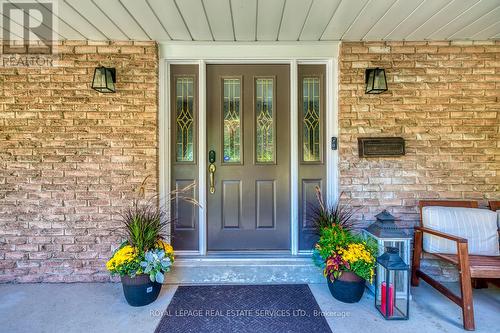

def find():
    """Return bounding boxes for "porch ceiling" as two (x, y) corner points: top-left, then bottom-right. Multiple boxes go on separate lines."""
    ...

(3, 0), (500, 42)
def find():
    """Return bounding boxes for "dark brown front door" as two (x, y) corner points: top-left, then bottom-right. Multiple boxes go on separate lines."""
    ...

(206, 64), (290, 251)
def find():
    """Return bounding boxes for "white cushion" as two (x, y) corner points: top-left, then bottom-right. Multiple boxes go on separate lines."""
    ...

(422, 206), (499, 256)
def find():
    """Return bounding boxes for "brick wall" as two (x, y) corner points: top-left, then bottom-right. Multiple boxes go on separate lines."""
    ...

(339, 41), (500, 281)
(0, 41), (159, 282)
(1, 40), (499, 283)
(339, 41), (500, 224)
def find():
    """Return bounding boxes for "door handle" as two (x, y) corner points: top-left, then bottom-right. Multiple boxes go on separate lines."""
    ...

(208, 163), (216, 194)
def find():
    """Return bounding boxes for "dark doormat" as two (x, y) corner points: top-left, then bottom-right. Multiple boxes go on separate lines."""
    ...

(154, 284), (332, 333)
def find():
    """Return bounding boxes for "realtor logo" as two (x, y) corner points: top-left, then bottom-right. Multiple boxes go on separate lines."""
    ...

(2, 1), (54, 55)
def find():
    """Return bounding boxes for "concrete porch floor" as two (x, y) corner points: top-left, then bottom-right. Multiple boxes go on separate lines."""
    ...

(0, 282), (498, 333)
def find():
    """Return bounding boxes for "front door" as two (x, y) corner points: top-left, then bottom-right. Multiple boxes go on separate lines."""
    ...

(206, 64), (290, 251)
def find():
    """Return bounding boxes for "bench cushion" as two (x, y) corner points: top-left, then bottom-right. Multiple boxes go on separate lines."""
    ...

(422, 206), (499, 256)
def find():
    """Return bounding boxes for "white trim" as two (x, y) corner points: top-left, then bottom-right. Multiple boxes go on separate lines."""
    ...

(158, 58), (169, 234)
(159, 42), (340, 256)
(326, 55), (340, 206)
(159, 41), (340, 60)
(198, 60), (207, 256)
(290, 60), (299, 255)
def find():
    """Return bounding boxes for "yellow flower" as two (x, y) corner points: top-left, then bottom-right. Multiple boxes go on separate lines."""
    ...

(106, 245), (137, 271)
(156, 240), (174, 254)
(340, 243), (374, 265)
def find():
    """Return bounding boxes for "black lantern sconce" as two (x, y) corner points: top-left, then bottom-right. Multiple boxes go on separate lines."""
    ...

(365, 68), (387, 94)
(92, 66), (116, 93)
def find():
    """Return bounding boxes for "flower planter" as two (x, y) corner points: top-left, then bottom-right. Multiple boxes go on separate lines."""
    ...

(327, 271), (366, 303)
(121, 274), (161, 307)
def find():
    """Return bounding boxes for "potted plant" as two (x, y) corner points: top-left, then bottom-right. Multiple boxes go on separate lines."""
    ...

(106, 180), (196, 307)
(312, 188), (377, 303)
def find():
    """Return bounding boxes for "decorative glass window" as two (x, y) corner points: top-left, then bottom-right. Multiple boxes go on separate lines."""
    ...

(255, 78), (275, 163)
(176, 77), (194, 162)
(302, 77), (321, 162)
(223, 79), (241, 163)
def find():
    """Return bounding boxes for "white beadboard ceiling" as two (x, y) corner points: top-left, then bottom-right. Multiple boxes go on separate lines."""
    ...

(2, 0), (500, 41)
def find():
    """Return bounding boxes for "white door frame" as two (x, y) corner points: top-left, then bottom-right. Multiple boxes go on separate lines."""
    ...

(159, 42), (340, 256)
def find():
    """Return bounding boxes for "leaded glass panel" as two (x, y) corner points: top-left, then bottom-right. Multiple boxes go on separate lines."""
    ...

(176, 77), (194, 162)
(302, 77), (321, 162)
(255, 78), (274, 163)
(223, 79), (241, 163)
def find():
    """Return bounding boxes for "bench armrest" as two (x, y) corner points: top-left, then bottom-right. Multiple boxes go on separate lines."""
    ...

(414, 226), (468, 244)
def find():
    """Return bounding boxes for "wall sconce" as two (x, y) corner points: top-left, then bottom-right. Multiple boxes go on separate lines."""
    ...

(365, 68), (387, 94)
(92, 66), (116, 93)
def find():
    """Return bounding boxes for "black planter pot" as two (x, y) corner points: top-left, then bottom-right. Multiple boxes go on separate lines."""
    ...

(327, 271), (366, 303)
(121, 274), (162, 307)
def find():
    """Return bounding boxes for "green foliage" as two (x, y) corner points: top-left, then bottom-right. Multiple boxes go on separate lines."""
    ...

(114, 256), (142, 277)
(107, 181), (198, 279)
(140, 249), (173, 284)
(347, 238), (378, 281)
(314, 226), (378, 282)
(120, 200), (167, 253)
(315, 224), (354, 260)
(311, 187), (358, 234)
(106, 241), (144, 277)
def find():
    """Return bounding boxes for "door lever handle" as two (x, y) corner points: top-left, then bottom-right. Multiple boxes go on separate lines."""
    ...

(208, 163), (216, 194)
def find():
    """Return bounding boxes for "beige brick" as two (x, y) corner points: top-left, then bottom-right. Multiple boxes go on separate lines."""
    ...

(339, 41), (500, 234)
(74, 46), (97, 54)
(1, 39), (499, 284)
(0, 40), (158, 283)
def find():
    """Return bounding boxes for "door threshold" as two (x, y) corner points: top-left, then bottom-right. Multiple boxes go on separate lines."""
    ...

(177, 251), (312, 261)
(207, 250), (291, 257)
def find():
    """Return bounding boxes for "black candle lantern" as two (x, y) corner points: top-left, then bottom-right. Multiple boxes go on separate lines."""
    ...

(365, 68), (387, 94)
(366, 210), (402, 237)
(375, 246), (410, 320)
(92, 66), (116, 93)
(364, 210), (412, 298)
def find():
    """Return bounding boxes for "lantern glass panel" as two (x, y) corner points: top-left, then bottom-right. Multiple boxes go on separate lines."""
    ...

(376, 266), (409, 320)
(106, 70), (115, 91)
(365, 70), (374, 93)
(92, 67), (116, 93)
(363, 230), (412, 299)
(374, 69), (387, 90)
(93, 67), (106, 89)
(365, 68), (387, 94)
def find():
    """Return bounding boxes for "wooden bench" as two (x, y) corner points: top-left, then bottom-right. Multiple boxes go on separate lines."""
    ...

(411, 200), (500, 331)
(489, 200), (500, 211)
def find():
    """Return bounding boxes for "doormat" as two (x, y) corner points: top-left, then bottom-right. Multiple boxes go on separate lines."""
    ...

(154, 284), (332, 333)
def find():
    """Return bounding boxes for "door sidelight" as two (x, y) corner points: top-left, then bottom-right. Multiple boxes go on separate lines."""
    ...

(208, 150), (216, 194)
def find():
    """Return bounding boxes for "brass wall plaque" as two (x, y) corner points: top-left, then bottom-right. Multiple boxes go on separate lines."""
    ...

(358, 137), (405, 157)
